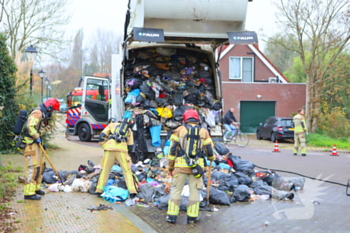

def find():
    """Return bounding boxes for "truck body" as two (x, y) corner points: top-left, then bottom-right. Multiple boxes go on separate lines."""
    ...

(66, 0), (250, 157)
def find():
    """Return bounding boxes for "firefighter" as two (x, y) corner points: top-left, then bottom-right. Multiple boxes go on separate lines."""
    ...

(293, 108), (308, 156)
(23, 98), (60, 200)
(166, 109), (215, 224)
(95, 118), (138, 198)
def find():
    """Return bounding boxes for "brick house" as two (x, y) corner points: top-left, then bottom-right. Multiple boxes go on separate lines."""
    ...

(217, 44), (306, 133)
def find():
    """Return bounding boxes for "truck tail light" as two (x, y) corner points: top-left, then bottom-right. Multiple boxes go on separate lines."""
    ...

(278, 127), (283, 131)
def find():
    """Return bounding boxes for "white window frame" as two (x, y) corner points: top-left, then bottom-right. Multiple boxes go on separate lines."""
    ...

(229, 56), (254, 81)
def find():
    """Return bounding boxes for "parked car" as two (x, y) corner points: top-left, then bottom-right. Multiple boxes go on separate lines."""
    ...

(256, 116), (294, 142)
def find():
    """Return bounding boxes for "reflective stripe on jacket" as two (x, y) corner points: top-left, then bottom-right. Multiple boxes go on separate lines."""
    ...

(293, 114), (307, 134)
(24, 108), (43, 144)
(99, 122), (134, 152)
(168, 123), (215, 173)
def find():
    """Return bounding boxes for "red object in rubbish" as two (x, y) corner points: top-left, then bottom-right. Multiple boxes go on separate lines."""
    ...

(226, 158), (234, 167)
(330, 144), (339, 156)
(272, 140), (281, 152)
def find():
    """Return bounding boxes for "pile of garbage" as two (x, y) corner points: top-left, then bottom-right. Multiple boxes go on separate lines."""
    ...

(122, 46), (223, 161)
(42, 141), (305, 209)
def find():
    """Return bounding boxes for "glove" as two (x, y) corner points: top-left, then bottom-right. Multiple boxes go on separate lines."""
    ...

(305, 132), (309, 136)
(35, 138), (41, 144)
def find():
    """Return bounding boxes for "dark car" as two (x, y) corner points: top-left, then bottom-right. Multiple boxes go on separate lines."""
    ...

(256, 116), (294, 142)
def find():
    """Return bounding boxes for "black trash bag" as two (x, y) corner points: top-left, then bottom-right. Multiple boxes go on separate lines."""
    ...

(209, 187), (230, 206)
(58, 170), (83, 183)
(184, 93), (197, 104)
(251, 180), (273, 196)
(136, 172), (147, 182)
(233, 185), (252, 202)
(211, 102), (222, 111)
(42, 168), (58, 184)
(125, 78), (143, 90)
(234, 172), (253, 186)
(136, 93), (146, 103)
(219, 175), (239, 192)
(88, 175), (100, 195)
(198, 70), (211, 79)
(173, 107), (185, 121)
(116, 178), (128, 189)
(138, 183), (164, 202)
(214, 141), (230, 156)
(163, 71), (181, 81)
(228, 154), (255, 172)
(134, 114), (148, 162)
(260, 171), (281, 186)
(204, 78), (213, 85)
(157, 194), (170, 210)
(199, 189), (208, 208)
(140, 82), (155, 99)
(211, 170), (230, 181)
(271, 177), (304, 191)
(172, 94), (184, 106)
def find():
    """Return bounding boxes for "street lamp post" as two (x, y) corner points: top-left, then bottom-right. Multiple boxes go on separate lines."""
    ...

(38, 70), (46, 102)
(45, 77), (50, 99)
(25, 45), (38, 96)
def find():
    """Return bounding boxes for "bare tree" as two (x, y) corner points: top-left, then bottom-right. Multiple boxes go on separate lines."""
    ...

(0, 0), (71, 59)
(70, 28), (84, 73)
(272, 0), (350, 132)
(86, 29), (121, 74)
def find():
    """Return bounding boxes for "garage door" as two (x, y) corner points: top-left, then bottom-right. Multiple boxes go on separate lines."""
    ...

(240, 101), (275, 133)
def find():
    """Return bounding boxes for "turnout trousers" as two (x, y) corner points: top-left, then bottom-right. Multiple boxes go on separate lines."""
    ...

(167, 172), (203, 218)
(293, 133), (306, 154)
(96, 150), (137, 194)
(23, 143), (45, 196)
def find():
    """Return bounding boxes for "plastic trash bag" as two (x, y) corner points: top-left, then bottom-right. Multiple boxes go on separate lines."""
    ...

(228, 154), (255, 172)
(101, 186), (129, 202)
(233, 185), (252, 202)
(214, 141), (230, 156)
(211, 170), (231, 181)
(157, 194), (170, 210)
(138, 183), (164, 202)
(234, 172), (253, 186)
(42, 168), (58, 184)
(251, 180), (273, 196)
(209, 187), (230, 206)
(150, 125), (162, 147)
(111, 165), (122, 173)
(124, 89), (140, 104)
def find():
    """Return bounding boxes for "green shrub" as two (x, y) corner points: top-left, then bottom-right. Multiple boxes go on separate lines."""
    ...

(317, 106), (350, 139)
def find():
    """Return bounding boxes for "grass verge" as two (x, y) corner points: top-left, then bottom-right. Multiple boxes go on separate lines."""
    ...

(307, 133), (350, 150)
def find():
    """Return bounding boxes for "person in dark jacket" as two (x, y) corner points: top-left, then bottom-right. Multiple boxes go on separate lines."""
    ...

(223, 108), (238, 141)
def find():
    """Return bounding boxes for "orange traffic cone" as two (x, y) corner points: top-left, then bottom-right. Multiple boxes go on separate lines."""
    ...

(272, 140), (281, 152)
(330, 144), (339, 156)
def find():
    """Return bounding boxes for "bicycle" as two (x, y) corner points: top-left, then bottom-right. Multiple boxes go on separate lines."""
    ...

(223, 123), (249, 147)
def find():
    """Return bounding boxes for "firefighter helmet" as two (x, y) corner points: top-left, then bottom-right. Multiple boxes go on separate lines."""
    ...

(183, 109), (200, 122)
(44, 98), (60, 111)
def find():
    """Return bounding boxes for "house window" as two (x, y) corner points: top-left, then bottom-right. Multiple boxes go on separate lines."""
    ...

(229, 57), (253, 82)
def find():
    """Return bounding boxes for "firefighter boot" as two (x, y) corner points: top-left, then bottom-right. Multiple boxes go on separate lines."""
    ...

(166, 215), (177, 224)
(24, 194), (41, 200)
(187, 216), (200, 224)
(36, 190), (45, 195)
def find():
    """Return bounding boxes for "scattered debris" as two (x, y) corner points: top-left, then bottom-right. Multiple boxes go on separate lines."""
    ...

(87, 204), (113, 212)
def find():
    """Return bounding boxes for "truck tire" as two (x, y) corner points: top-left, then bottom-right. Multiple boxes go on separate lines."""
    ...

(78, 123), (92, 142)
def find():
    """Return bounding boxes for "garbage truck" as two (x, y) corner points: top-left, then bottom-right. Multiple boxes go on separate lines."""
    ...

(66, 0), (252, 160)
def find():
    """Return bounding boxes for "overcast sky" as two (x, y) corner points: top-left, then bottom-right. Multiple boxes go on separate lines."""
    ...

(68, 0), (279, 51)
